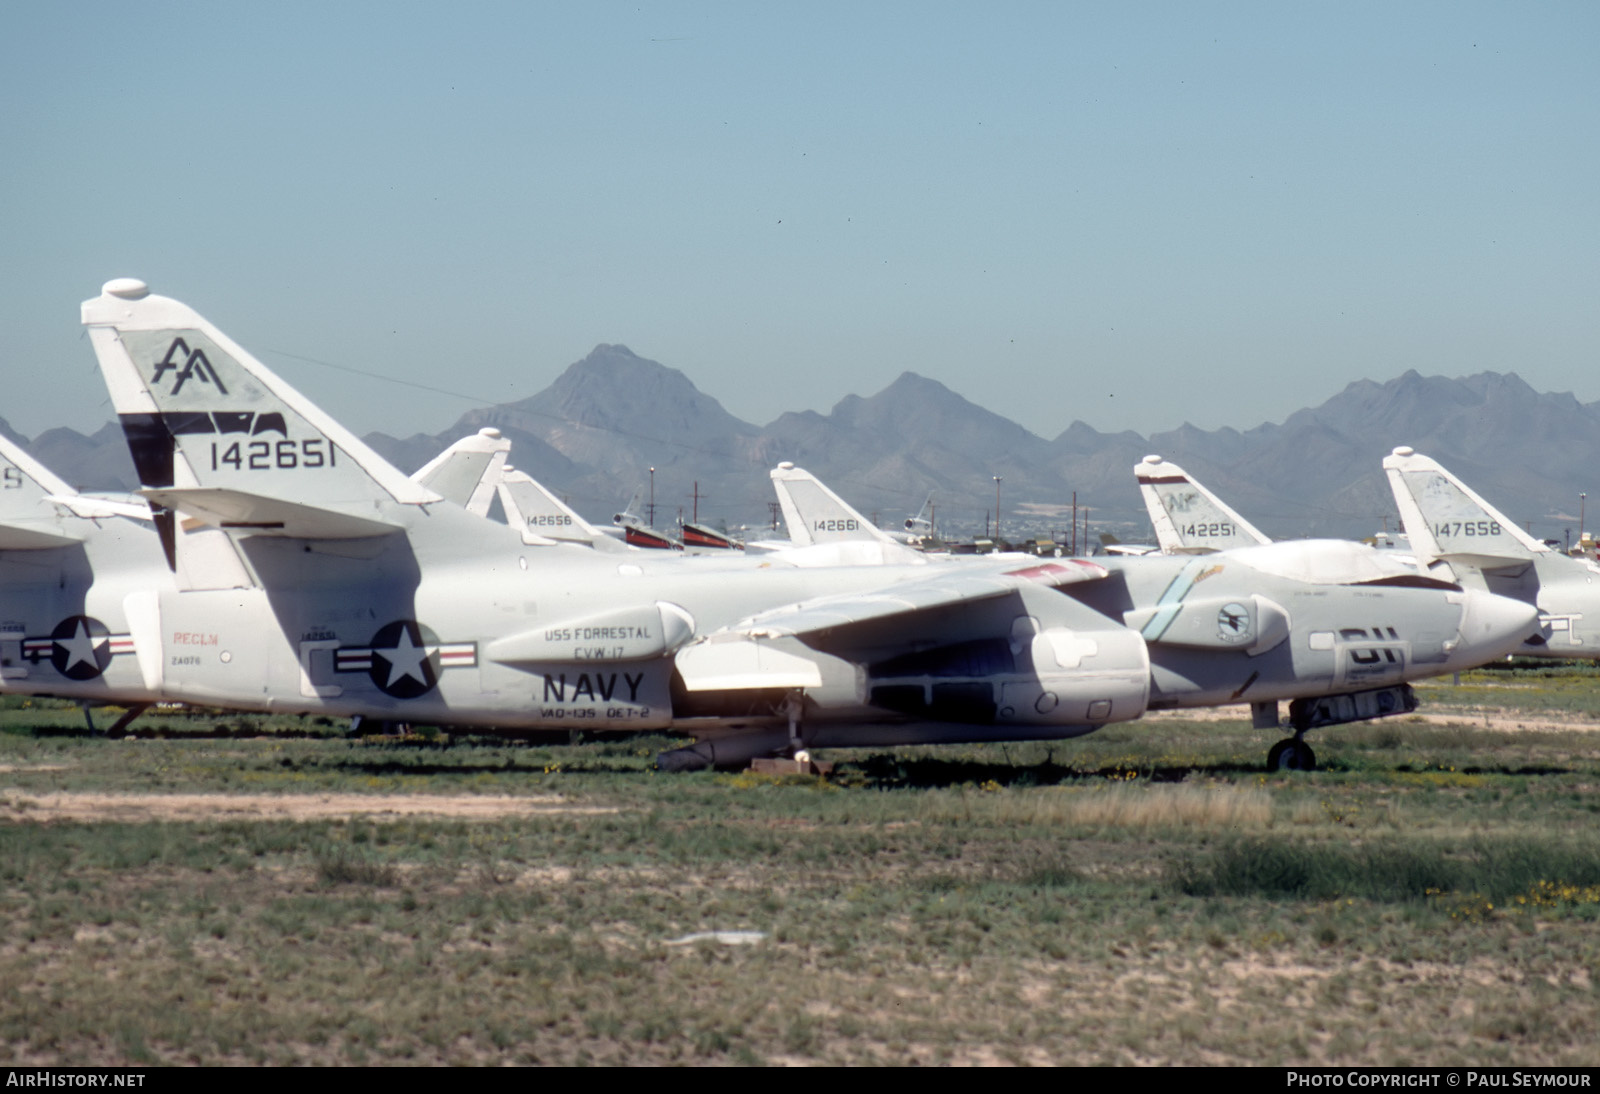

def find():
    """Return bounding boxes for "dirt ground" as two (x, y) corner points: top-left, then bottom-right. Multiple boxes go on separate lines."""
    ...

(1139, 706), (1600, 733)
(0, 790), (618, 823)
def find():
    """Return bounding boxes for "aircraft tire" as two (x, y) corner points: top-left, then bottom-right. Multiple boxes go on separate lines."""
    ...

(1266, 739), (1316, 772)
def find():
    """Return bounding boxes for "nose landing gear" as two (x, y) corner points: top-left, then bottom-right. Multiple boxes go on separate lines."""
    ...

(1266, 736), (1317, 772)
(1255, 683), (1417, 773)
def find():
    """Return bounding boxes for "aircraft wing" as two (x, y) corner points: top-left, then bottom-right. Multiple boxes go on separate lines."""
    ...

(677, 557), (1114, 692)
(0, 522), (85, 549)
(721, 558), (1108, 640)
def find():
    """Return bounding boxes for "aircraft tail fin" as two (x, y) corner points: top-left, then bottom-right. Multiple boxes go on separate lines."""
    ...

(904, 492), (935, 535)
(1382, 446), (1547, 566)
(81, 278), (439, 556)
(1134, 455), (1271, 553)
(771, 462), (896, 548)
(0, 433), (88, 548)
(409, 428), (509, 517)
(498, 468), (608, 546)
(614, 488), (643, 523)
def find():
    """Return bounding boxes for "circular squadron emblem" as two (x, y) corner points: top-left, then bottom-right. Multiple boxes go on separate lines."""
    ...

(367, 619), (442, 699)
(50, 615), (114, 680)
(1216, 602), (1252, 645)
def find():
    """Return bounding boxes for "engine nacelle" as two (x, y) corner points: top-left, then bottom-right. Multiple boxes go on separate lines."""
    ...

(867, 625), (1150, 728)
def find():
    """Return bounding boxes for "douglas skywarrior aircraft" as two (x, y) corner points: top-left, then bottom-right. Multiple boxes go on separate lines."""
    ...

(0, 430), (163, 725)
(1385, 446), (1600, 659)
(0, 412), (513, 728)
(81, 278), (1537, 770)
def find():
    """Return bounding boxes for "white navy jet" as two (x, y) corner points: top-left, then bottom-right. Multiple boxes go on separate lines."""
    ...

(1385, 446), (1600, 659)
(0, 418), (511, 728)
(80, 279), (1536, 770)
(0, 430), (167, 725)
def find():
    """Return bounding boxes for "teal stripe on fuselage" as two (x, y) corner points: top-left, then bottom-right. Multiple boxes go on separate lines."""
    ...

(1139, 558), (1211, 642)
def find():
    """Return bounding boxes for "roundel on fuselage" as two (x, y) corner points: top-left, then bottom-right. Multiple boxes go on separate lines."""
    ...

(50, 615), (114, 681)
(366, 619), (441, 699)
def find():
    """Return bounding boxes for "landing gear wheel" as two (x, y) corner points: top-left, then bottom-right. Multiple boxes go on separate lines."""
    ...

(1266, 738), (1316, 772)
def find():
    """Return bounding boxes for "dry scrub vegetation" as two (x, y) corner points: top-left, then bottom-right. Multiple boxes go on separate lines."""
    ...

(1, 666), (1599, 1066)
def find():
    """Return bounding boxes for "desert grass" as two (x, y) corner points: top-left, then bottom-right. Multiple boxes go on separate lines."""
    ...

(1, 693), (1599, 1065)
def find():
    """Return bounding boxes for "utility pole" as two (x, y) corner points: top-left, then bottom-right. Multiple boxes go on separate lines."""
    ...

(993, 476), (1002, 544)
(647, 467), (657, 528)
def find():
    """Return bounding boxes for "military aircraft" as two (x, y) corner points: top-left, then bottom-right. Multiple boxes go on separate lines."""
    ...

(1135, 455), (1272, 554)
(0, 431), (169, 725)
(0, 417), (511, 727)
(1095, 533), (1159, 558)
(611, 489), (681, 550)
(902, 492), (936, 542)
(1384, 446), (1600, 659)
(80, 278), (1537, 771)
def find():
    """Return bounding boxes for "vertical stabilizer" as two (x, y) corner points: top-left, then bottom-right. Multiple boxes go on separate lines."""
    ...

(0, 433), (88, 548)
(1382, 446), (1547, 566)
(499, 467), (614, 547)
(771, 463), (897, 548)
(410, 428), (510, 517)
(1134, 455), (1271, 554)
(82, 279), (439, 547)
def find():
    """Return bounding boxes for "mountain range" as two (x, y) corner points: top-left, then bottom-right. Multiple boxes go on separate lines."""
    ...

(10, 347), (1599, 544)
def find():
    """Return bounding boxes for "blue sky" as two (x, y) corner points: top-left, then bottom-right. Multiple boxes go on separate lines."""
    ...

(3, 2), (1597, 442)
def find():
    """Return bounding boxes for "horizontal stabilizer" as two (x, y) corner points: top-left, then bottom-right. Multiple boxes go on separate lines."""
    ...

(141, 487), (402, 539)
(0, 521), (85, 549)
(48, 495), (150, 522)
